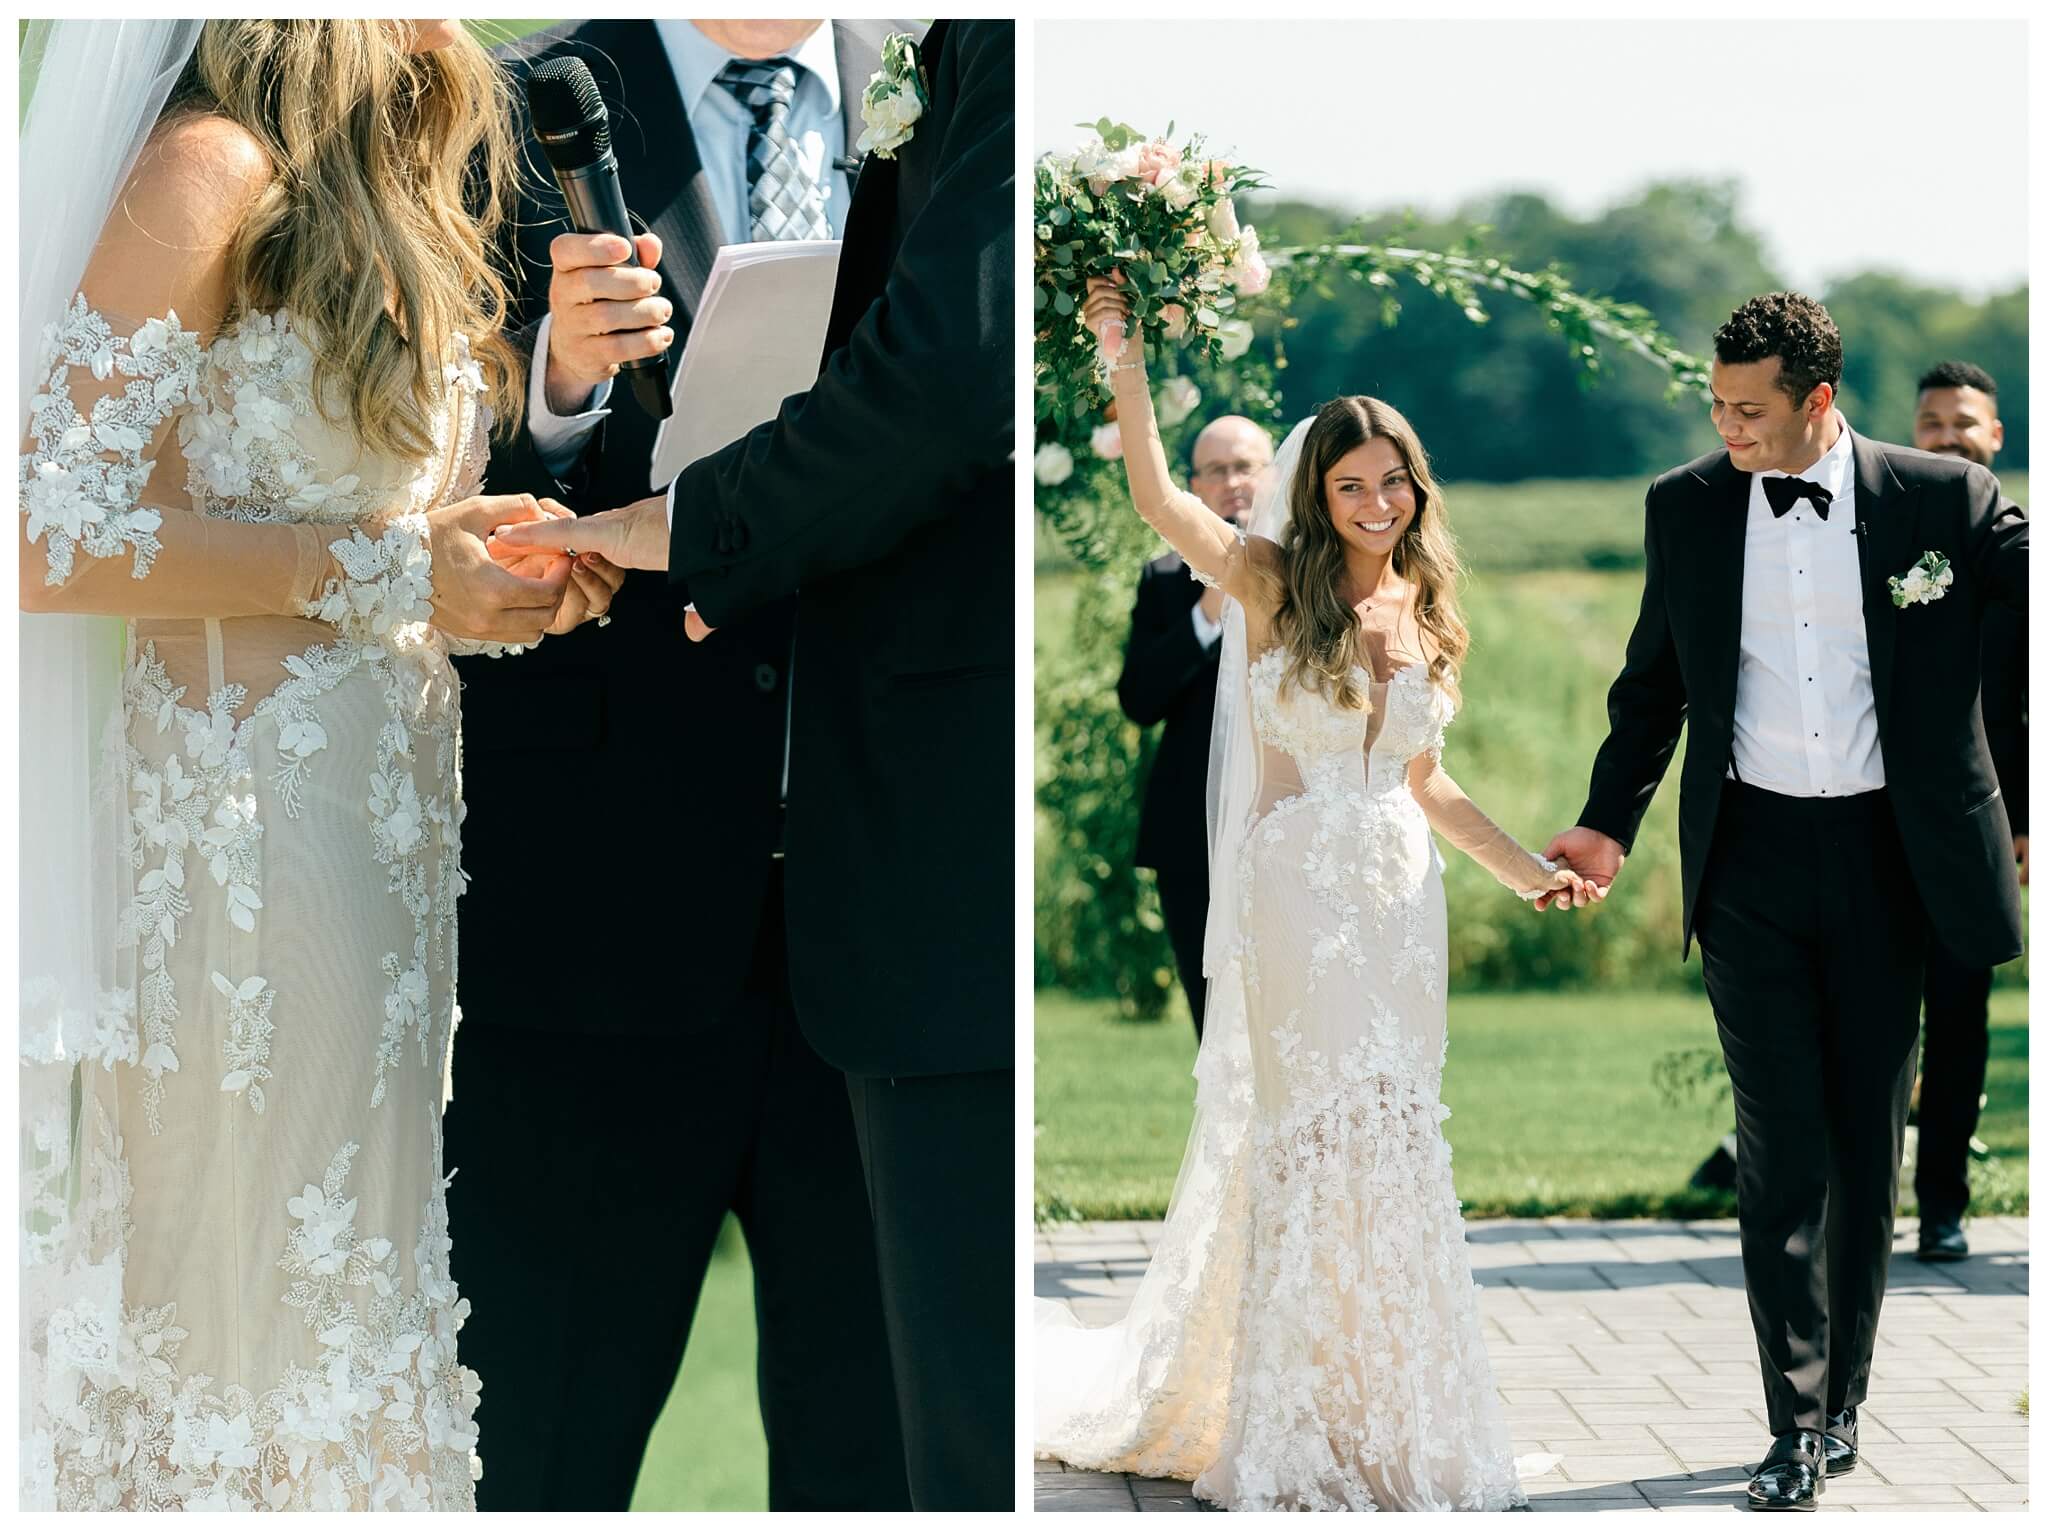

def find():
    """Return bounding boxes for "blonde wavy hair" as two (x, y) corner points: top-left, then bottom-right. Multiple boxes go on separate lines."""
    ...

(162, 19), (525, 459)
(1256, 396), (1469, 711)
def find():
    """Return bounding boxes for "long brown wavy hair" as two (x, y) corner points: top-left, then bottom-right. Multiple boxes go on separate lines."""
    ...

(1253, 396), (1469, 710)
(160, 20), (525, 459)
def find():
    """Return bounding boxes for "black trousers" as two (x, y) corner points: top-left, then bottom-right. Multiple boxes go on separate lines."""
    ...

(445, 869), (909, 1511)
(845, 1066), (1014, 1510)
(1693, 783), (1927, 1436)
(1153, 863), (1209, 1040)
(1915, 943), (1995, 1224)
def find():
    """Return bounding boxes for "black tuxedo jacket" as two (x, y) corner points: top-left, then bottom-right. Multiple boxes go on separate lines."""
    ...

(1119, 553), (1222, 882)
(457, 20), (897, 1038)
(664, 20), (1013, 1078)
(1580, 431), (2028, 968)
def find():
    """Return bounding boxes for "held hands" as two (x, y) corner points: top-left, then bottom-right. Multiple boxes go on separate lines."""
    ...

(419, 495), (579, 645)
(1533, 826), (1626, 913)
(545, 231), (674, 415)
(484, 500), (626, 634)
(492, 493), (670, 574)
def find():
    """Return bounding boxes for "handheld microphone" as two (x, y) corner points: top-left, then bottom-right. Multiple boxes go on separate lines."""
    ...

(524, 57), (671, 421)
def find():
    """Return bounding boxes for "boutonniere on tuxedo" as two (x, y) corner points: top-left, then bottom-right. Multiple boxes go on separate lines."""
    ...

(1888, 550), (1954, 609)
(855, 31), (928, 159)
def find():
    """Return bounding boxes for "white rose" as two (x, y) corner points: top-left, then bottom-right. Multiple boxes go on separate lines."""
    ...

(1208, 197), (1241, 243)
(1033, 442), (1074, 486)
(1901, 568), (1929, 599)
(1934, 565), (1954, 589)
(1217, 319), (1255, 360)
(1155, 375), (1201, 429)
(1090, 422), (1124, 461)
(1158, 171), (1199, 210)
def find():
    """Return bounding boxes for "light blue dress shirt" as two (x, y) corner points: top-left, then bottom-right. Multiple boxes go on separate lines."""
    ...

(529, 23), (848, 461)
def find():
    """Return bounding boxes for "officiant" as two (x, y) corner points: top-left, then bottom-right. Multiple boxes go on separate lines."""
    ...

(1117, 415), (1271, 1038)
(448, 19), (916, 1512)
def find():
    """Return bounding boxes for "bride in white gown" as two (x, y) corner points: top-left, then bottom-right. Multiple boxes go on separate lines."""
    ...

(17, 21), (621, 1511)
(1035, 278), (1593, 1511)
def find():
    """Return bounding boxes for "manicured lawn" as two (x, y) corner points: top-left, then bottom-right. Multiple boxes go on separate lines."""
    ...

(628, 1217), (768, 1513)
(1036, 988), (2029, 1221)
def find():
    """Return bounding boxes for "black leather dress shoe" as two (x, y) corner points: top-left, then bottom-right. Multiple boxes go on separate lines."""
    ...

(1747, 1430), (1824, 1511)
(1917, 1218), (1969, 1261)
(1822, 1407), (1857, 1475)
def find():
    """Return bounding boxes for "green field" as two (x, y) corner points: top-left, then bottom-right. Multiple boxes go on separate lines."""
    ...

(1036, 988), (2031, 1222)
(626, 1218), (768, 1513)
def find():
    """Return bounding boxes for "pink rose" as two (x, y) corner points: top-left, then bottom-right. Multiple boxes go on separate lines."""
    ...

(1160, 303), (1189, 339)
(1090, 422), (1124, 461)
(1202, 159), (1232, 189)
(1208, 197), (1241, 243)
(1132, 140), (1182, 184)
(1230, 225), (1270, 296)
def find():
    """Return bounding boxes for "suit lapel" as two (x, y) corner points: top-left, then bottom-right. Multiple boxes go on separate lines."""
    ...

(1850, 431), (1917, 739)
(819, 23), (936, 358)
(1689, 451), (1751, 734)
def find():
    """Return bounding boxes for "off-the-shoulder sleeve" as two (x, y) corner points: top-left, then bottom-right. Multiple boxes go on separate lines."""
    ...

(19, 295), (431, 639)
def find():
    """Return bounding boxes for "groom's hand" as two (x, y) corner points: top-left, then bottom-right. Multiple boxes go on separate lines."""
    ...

(545, 231), (673, 415)
(1534, 826), (1625, 911)
(493, 493), (670, 573)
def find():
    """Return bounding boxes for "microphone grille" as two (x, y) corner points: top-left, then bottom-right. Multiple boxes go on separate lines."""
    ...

(524, 57), (611, 167)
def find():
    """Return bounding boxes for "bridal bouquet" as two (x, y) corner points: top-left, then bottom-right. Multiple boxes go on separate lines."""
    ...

(1034, 121), (1268, 433)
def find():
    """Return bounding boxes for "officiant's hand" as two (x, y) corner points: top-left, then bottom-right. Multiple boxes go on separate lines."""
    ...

(1533, 826), (1625, 911)
(546, 231), (674, 415)
(494, 492), (670, 574)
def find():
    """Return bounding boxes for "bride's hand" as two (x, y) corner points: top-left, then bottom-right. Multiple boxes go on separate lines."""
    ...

(1537, 863), (1601, 912)
(1083, 273), (1142, 375)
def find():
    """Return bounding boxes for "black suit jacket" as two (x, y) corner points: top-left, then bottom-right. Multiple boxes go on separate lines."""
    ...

(1118, 553), (1222, 881)
(456, 21), (894, 1038)
(1981, 598), (2027, 837)
(664, 20), (1014, 1078)
(1580, 431), (2028, 968)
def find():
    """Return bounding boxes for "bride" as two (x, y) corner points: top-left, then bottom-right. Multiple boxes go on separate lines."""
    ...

(1035, 277), (1594, 1511)
(17, 20), (622, 1511)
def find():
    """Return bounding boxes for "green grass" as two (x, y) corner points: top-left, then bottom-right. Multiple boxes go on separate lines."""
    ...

(1036, 988), (2029, 1222)
(628, 1218), (768, 1513)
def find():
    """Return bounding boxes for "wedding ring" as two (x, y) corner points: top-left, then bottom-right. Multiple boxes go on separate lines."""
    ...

(563, 546), (578, 558)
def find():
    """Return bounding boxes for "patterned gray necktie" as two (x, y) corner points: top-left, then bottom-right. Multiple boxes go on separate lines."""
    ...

(714, 57), (832, 242)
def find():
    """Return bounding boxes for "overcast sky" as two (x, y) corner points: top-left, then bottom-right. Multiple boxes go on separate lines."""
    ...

(1036, 20), (2028, 298)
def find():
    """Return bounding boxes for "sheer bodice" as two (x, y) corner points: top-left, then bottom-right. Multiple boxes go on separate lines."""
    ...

(20, 298), (499, 1512)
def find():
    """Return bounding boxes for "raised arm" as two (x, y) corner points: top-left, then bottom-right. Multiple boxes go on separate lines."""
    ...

(1086, 276), (1264, 607)
(1408, 748), (1584, 901)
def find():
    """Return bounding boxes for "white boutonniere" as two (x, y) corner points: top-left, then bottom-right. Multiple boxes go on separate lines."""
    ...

(856, 31), (927, 160)
(1888, 550), (1954, 608)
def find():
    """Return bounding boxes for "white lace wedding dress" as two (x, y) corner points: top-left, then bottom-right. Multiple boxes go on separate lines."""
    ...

(19, 295), (507, 1511)
(1036, 631), (1560, 1512)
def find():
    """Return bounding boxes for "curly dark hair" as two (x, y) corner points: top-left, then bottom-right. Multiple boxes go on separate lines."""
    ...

(1917, 359), (1997, 397)
(1713, 292), (1842, 406)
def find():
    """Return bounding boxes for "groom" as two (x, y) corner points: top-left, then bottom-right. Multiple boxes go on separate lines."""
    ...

(1543, 293), (2026, 1510)
(496, 20), (1015, 1510)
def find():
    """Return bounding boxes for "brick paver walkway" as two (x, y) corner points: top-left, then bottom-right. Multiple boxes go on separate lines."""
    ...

(1035, 1216), (2028, 1512)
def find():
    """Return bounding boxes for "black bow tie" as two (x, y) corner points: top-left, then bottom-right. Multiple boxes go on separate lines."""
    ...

(1762, 475), (1833, 520)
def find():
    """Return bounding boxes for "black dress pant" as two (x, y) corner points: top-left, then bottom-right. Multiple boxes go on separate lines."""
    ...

(1153, 863), (1209, 1040)
(445, 870), (909, 1511)
(1915, 943), (1995, 1224)
(845, 1066), (1014, 1510)
(1693, 783), (1927, 1436)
